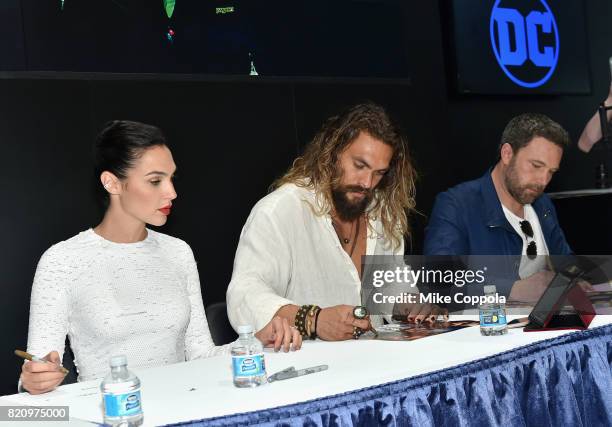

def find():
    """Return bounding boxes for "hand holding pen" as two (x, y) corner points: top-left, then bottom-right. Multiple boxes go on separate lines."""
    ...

(16, 350), (68, 395)
(392, 303), (449, 326)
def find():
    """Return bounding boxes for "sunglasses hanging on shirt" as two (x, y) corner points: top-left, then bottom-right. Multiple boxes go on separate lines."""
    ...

(519, 220), (537, 259)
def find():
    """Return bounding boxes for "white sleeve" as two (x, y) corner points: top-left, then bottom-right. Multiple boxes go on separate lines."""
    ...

(26, 246), (71, 365)
(226, 207), (295, 332)
(183, 245), (230, 359)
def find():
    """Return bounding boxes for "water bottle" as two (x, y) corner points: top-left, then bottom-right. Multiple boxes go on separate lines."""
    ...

(231, 325), (267, 387)
(100, 355), (143, 426)
(479, 285), (508, 336)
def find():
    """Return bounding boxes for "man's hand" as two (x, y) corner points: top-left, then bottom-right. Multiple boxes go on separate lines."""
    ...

(393, 303), (448, 324)
(255, 316), (302, 352)
(316, 305), (371, 341)
(509, 270), (556, 303)
(20, 351), (66, 395)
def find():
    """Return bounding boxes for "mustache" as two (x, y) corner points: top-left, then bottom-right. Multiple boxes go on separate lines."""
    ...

(341, 185), (372, 195)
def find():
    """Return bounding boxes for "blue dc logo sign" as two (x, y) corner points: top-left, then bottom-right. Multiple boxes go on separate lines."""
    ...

(490, 0), (559, 88)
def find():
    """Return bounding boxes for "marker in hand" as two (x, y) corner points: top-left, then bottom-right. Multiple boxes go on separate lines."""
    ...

(14, 350), (69, 375)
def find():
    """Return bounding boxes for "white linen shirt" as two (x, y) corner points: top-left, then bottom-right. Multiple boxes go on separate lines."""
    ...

(226, 183), (404, 331)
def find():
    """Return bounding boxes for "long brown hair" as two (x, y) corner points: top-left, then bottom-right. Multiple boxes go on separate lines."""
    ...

(272, 103), (416, 250)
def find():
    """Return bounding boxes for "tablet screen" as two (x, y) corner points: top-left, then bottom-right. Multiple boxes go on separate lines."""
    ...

(528, 272), (572, 326)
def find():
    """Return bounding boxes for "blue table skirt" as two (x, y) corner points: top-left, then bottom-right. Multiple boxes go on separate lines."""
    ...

(169, 324), (612, 427)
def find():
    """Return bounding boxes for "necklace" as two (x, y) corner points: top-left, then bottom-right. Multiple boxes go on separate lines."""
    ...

(332, 220), (354, 244)
(331, 216), (361, 256)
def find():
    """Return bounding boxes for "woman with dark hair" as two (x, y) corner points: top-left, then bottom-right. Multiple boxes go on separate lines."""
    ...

(21, 120), (301, 394)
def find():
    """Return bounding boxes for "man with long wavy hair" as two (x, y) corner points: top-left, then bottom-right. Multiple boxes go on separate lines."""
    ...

(227, 103), (432, 341)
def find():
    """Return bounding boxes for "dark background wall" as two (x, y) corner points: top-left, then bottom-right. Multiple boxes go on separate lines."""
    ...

(1, 1), (610, 395)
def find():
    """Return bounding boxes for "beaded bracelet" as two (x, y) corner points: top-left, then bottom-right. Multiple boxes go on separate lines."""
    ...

(294, 305), (312, 338)
(313, 307), (322, 339)
(307, 305), (321, 340)
(294, 304), (321, 339)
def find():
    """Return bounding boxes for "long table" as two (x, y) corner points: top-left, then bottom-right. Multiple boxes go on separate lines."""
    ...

(2, 316), (611, 426)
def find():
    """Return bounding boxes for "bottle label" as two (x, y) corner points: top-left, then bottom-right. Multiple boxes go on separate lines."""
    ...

(232, 353), (265, 378)
(480, 309), (507, 327)
(103, 390), (142, 418)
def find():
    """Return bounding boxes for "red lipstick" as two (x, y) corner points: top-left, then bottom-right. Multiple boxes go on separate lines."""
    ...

(158, 204), (172, 215)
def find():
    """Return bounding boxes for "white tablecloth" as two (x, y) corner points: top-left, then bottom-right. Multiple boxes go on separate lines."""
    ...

(2, 315), (611, 426)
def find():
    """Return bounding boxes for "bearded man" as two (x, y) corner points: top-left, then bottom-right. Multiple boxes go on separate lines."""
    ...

(226, 103), (431, 341)
(424, 113), (573, 303)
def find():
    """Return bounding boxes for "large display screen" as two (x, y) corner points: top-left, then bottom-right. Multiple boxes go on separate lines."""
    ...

(445, 0), (591, 94)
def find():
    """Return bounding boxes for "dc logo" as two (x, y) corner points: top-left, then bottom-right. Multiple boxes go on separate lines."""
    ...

(490, 0), (559, 88)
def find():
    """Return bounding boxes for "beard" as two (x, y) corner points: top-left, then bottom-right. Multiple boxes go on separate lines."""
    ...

(504, 160), (545, 205)
(331, 185), (372, 221)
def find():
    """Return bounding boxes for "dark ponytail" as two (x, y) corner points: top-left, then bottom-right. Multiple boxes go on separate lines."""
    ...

(93, 120), (167, 208)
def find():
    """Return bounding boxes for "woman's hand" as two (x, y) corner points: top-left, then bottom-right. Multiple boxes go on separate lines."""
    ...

(20, 351), (67, 394)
